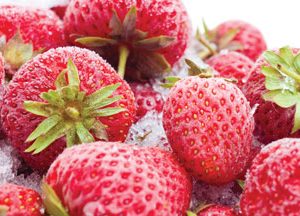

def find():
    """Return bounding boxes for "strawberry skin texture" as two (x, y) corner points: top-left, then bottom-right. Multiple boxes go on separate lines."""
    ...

(129, 82), (164, 122)
(197, 205), (236, 216)
(206, 51), (254, 89)
(243, 49), (300, 144)
(216, 20), (267, 61)
(0, 5), (66, 51)
(45, 141), (192, 215)
(163, 77), (254, 184)
(64, 0), (191, 70)
(240, 138), (300, 216)
(0, 183), (43, 216)
(1, 47), (136, 172)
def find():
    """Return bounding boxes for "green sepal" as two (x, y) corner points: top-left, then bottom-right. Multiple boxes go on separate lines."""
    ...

(293, 53), (300, 73)
(83, 95), (123, 114)
(237, 179), (245, 190)
(66, 127), (76, 147)
(55, 69), (68, 89)
(218, 28), (240, 50)
(23, 101), (52, 117)
(186, 211), (197, 216)
(42, 181), (69, 216)
(134, 36), (175, 51)
(0, 205), (8, 216)
(185, 59), (213, 77)
(160, 76), (181, 89)
(263, 51), (291, 71)
(263, 90), (299, 108)
(90, 121), (109, 141)
(75, 122), (95, 143)
(279, 46), (294, 66)
(90, 107), (126, 118)
(26, 115), (62, 142)
(292, 103), (300, 133)
(67, 59), (80, 87)
(123, 6), (137, 39)
(41, 90), (65, 108)
(61, 86), (79, 102)
(75, 37), (117, 47)
(109, 9), (123, 37)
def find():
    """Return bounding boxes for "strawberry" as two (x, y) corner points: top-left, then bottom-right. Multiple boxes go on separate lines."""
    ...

(0, 5), (66, 76)
(43, 141), (192, 215)
(240, 138), (300, 216)
(0, 183), (43, 216)
(0, 46), (136, 172)
(51, 0), (69, 19)
(198, 20), (267, 61)
(205, 51), (254, 89)
(196, 205), (236, 216)
(162, 76), (254, 184)
(129, 82), (164, 122)
(243, 47), (300, 144)
(64, 0), (191, 80)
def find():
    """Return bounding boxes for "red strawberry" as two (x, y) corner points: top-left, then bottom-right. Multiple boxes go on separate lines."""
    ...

(163, 76), (254, 184)
(51, 1), (69, 19)
(198, 205), (236, 216)
(198, 20), (267, 61)
(130, 82), (164, 122)
(243, 47), (300, 144)
(1, 46), (136, 172)
(0, 183), (43, 216)
(0, 5), (66, 75)
(240, 138), (300, 216)
(43, 141), (192, 215)
(64, 0), (191, 80)
(206, 51), (254, 89)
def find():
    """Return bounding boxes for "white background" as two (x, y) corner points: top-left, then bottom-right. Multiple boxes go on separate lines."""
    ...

(0, 0), (299, 48)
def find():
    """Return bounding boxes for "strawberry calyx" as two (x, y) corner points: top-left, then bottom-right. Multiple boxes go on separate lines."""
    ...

(262, 47), (300, 133)
(0, 205), (8, 215)
(186, 211), (197, 216)
(0, 32), (41, 73)
(23, 59), (126, 155)
(74, 6), (175, 79)
(42, 181), (69, 216)
(237, 179), (245, 190)
(196, 20), (243, 60)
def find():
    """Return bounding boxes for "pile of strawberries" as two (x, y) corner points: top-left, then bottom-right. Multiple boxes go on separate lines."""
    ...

(0, 0), (299, 215)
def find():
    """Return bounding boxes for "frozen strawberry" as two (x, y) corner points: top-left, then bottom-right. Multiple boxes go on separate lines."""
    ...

(1, 47), (135, 172)
(163, 76), (254, 184)
(64, 0), (191, 80)
(198, 20), (267, 61)
(43, 141), (192, 215)
(243, 47), (300, 144)
(0, 5), (66, 75)
(206, 51), (254, 89)
(240, 138), (300, 216)
(130, 82), (164, 122)
(0, 183), (43, 216)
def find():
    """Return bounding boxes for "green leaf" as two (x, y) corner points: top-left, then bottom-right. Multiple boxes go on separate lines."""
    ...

(134, 36), (175, 51)
(26, 115), (62, 142)
(218, 28), (239, 50)
(55, 69), (68, 89)
(67, 59), (80, 87)
(23, 101), (52, 117)
(186, 211), (197, 216)
(160, 76), (181, 89)
(263, 90), (298, 108)
(263, 51), (291, 71)
(25, 122), (70, 154)
(90, 121), (109, 141)
(41, 90), (65, 108)
(109, 9), (123, 37)
(84, 83), (121, 106)
(83, 96), (123, 114)
(279, 46), (294, 66)
(293, 53), (300, 74)
(75, 122), (95, 143)
(261, 66), (283, 79)
(292, 102), (300, 133)
(123, 6), (137, 39)
(91, 107), (126, 117)
(75, 37), (117, 47)
(61, 86), (79, 102)
(66, 127), (76, 147)
(42, 182), (69, 216)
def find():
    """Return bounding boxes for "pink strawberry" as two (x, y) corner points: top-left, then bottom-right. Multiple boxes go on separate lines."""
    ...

(43, 141), (192, 215)
(129, 82), (164, 122)
(243, 47), (300, 144)
(163, 76), (254, 184)
(206, 51), (254, 89)
(0, 183), (43, 216)
(64, 0), (191, 80)
(198, 20), (267, 61)
(0, 5), (66, 75)
(1, 46), (136, 172)
(240, 138), (300, 216)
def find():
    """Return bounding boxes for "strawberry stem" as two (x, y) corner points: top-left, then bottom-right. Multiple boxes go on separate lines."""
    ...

(197, 34), (217, 56)
(118, 45), (130, 79)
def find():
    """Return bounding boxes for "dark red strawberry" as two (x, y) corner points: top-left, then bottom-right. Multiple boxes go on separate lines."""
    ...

(243, 47), (300, 144)
(240, 138), (300, 216)
(206, 51), (254, 89)
(1, 46), (136, 172)
(198, 20), (267, 61)
(0, 5), (66, 75)
(64, 0), (191, 80)
(129, 82), (164, 122)
(163, 76), (254, 184)
(43, 141), (192, 215)
(0, 183), (43, 216)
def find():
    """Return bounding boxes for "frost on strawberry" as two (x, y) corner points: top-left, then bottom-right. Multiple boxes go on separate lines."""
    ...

(64, 0), (191, 80)
(0, 47), (135, 172)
